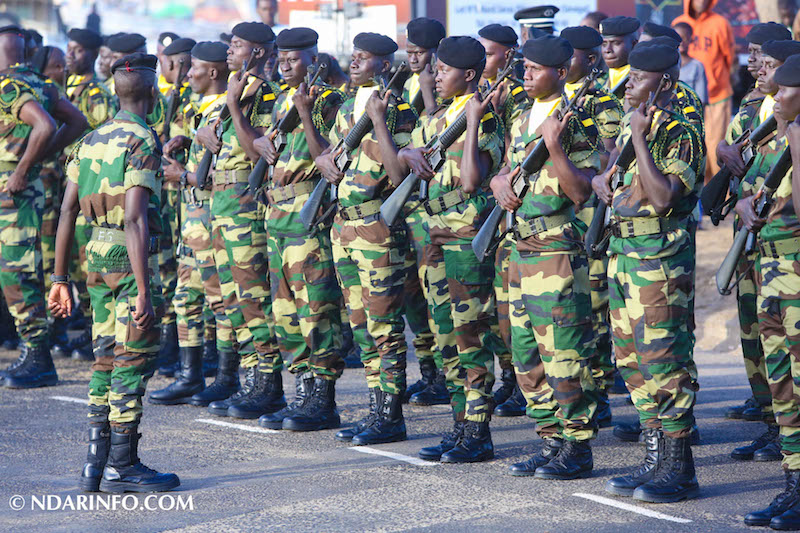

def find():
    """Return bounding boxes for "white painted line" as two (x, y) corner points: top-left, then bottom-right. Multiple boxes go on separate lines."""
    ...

(350, 446), (440, 467)
(196, 418), (280, 434)
(50, 395), (86, 405)
(573, 493), (692, 524)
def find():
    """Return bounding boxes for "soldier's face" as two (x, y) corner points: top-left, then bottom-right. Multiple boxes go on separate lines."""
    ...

(603, 35), (635, 69)
(625, 68), (667, 108)
(747, 43), (763, 78)
(278, 50), (314, 88)
(522, 58), (563, 100)
(774, 85), (800, 122)
(758, 55), (782, 96)
(567, 48), (597, 84)
(434, 59), (474, 100)
(349, 48), (386, 87)
(44, 48), (67, 87)
(227, 36), (267, 72)
(187, 58), (212, 94)
(406, 43), (432, 74)
(66, 41), (97, 75)
(479, 38), (511, 81)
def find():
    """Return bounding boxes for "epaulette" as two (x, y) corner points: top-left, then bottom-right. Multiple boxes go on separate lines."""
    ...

(509, 82), (528, 104)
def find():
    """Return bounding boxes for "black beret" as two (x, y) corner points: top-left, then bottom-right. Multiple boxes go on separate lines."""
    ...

(276, 27), (318, 51)
(68, 28), (103, 49)
(353, 32), (398, 56)
(629, 41), (680, 72)
(159, 32), (179, 47)
(478, 24), (518, 48)
(102, 33), (122, 47)
(514, 6), (559, 27)
(774, 54), (800, 87)
(521, 35), (573, 67)
(107, 33), (147, 53)
(163, 37), (196, 56)
(642, 22), (681, 43)
(27, 29), (42, 46)
(406, 18), (446, 49)
(746, 22), (792, 45)
(647, 36), (680, 49)
(110, 52), (158, 75)
(232, 22), (275, 45)
(560, 26), (602, 50)
(219, 32), (232, 44)
(437, 36), (485, 70)
(0, 25), (23, 36)
(191, 41), (229, 63)
(600, 16), (641, 37)
(761, 39), (800, 63)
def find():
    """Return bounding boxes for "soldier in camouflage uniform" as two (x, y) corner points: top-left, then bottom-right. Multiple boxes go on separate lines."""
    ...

(398, 36), (503, 463)
(0, 25), (88, 389)
(595, 41), (702, 503)
(490, 36), (599, 479)
(315, 32), (416, 445)
(600, 17), (640, 99)
(199, 22), (287, 420)
(740, 55), (800, 529)
(50, 53), (179, 493)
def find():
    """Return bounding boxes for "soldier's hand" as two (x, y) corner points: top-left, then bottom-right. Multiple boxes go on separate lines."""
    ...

(541, 111), (572, 151)
(3, 170), (27, 194)
(490, 167), (523, 212)
(717, 141), (747, 177)
(164, 135), (190, 156)
(489, 80), (506, 116)
(735, 193), (766, 232)
(398, 147), (434, 180)
(227, 70), (249, 109)
(365, 90), (391, 123)
(47, 283), (72, 319)
(466, 90), (491, 127)
(162, 156), (185, 183)
(316, 150), (344, 185)
(254, 133), (278, 165)
(419, 63), (435, 94)
(592, 165), (615, 205)
(630, 102), (654, 138)
(292, 82), (316, 116)
(196, 125), (221, 154)
(132, 293), (156, 331)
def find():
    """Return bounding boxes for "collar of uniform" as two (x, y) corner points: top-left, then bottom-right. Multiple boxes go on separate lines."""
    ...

(354, 83), (378, 122)
(760, 94), (776, 124)
(283, 86), (298, 112)
(565, 81), (583, 98)
(527, 96), (561, 137)
(228, 70), (265, 100)
(445, 93), (473, 126)
(66, 73), (92, 98)
(407, 72), (420, 101)
(158, 73), (171, 95)
(608, 64), (630, 89)
(197, 92), (226, 118)
(115, 108), (149, 128)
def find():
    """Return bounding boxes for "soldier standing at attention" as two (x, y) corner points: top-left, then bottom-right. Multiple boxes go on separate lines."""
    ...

(315, 33), (417, 445)
(50, 52), (179, 494)
(514, 5), (559, 38)
(600, 16), (640, 99)
(597, 40), (703, 503)
(492, 35), (600, 480)
(156, 32), (180, 96)
(398, 36), (503, 463)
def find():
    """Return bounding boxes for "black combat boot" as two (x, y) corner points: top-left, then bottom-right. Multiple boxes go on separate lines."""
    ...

(207, 365), (255, 416)
(494, 385), (526, 417)
(534, 439), (593, 479)
(0, 345), (28, 381)
(70, 329), (93, 361)
(440, 421), (494, 463)
(771, 503), (800, 530)
(283, 377), (341, 431)
(754, 440), (783, 462)
(79, 425), (110, 492)
(727, 396), (768, 421)
(609, 370), (628, 395)
(4, 344), (58, 389)
(201, 341), (218, 378)
(633, 435), (699, 502)
(335, 388), (380, 442)
(493, 367), (517, 407)
(191, 348), (240, 407)
(99, 430), (180, 493)
(352, 391), (407, 445)
(50, 318), (71, 358)
(156, 323), (179, 377)
(419, 421), (465, 461)
(606, 428), (661, 496)
(404, 358), (436, 403)
(409, 370), (449, 405)
(148, 346), (205, 405)
(260, 372), (313, 429)
(745, 471), (800, 526)
(227, 370), (286, 419)
(613, 420), (642, 442)
(731, 424), (780, 461)
(509, 437), (564, 476)
(595, 390), (613, 428)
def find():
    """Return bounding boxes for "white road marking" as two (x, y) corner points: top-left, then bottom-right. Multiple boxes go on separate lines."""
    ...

(573, 493), (692, 524)
(50, 395), (86, 405)
(350, 446), (440, 467)
(196, 418), (280, 434)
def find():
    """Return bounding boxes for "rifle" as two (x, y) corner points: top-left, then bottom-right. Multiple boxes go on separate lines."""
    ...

(701, 114), (777, 226)
(410, 53), (436, 115)
(715, 145), (792, 295)
(584, 73), (671, 258)
(195, 52), (255, 190)
(380, 58), (521, 228)
(245, 63), (326, 196)
(472, 68), (599, 262)
(161, 58), (188, 138)
(610, 71), (629, 99)
(300, 63), (409, 231)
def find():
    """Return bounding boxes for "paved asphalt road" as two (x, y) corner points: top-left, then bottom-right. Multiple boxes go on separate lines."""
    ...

(0, 223), (785, 532)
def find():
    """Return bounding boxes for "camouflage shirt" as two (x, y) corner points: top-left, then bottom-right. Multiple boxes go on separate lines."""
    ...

(0, 65), (58, 164)
(166, 82), (194, 140)
(609, 106), (703, 259)
(66, 109), (162, 268)
(186, 93), (227, 174)
(495, 78), (530, 138)
(66, 73), (116, 131)
(725, 94), (763, 145)
(760, 136), (797, 244)
(410, 96), (503, 245)
(735, 97), (779, 206)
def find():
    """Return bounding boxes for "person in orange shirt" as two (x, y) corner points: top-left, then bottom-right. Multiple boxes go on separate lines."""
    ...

(674, 0), (735, 183)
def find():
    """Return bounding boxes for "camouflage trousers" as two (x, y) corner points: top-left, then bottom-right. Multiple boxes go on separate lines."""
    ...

(0, 171), (47, 348)
(403, 208), (439, 368)
(268, 226), (343, 380)
(589, 255), (615, 391)
(173, 196), (232, 350)
(509, 247), (597, 441)
(332, 227), (408, 395)
(86, 257), (163, 430)
(492, 235), (515, 369)
(69, 213), (93, 316)
(211, 183), (282, 372)
(158, 186), (180, 327)
(608, 247), (698, 439)
(757, 253), (800, 470)
(738, 250), (772, 416)
(40, 165), (61, 294)
(425, 240), (496, 422)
